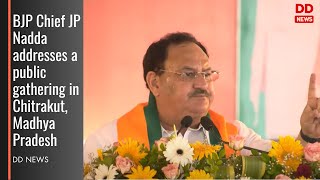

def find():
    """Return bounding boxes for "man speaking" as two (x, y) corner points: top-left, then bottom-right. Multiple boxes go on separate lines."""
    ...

(84, 32), (320, 162)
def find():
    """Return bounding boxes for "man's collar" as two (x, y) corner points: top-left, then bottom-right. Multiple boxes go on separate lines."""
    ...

(161, 123), (206, 136)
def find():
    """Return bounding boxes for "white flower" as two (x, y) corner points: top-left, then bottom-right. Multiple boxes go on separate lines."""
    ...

(94, 164), (118, 180)
(163, 135), (194, 166)
(83, 173), (94, 180)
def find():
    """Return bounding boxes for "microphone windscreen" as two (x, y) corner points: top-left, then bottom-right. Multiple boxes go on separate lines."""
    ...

(200, 116), (214, 131)
(181, 116), (193, 128)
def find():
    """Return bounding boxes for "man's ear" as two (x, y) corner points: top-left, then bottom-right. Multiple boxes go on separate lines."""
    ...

(146, 71), (160, 96)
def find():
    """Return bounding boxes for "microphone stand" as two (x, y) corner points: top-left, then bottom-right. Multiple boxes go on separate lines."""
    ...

(219, 139), (268, 154)
(200, 117), (268, 154)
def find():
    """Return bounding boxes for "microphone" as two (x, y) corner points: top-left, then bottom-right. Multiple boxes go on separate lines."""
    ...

(177, 116), (193, 135)
(200, 116), (215, 131)
(200, 116), (268, 153)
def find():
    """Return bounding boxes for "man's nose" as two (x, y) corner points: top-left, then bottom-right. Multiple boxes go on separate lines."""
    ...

(193, 74), (208, 88)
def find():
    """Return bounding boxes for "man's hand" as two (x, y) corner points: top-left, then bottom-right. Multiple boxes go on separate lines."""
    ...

(300, 73), (320, 139)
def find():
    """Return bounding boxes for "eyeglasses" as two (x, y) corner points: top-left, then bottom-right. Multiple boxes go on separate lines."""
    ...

(159, 69), (220, 82)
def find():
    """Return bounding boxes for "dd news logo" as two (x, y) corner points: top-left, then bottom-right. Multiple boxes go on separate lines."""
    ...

(295, 4), (314, 23)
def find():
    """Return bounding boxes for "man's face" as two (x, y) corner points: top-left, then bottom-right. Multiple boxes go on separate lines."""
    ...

(157, 42), (215, 123)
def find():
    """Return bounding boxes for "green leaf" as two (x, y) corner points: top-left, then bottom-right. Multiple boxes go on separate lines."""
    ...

(216, 160), (223, 166)
(251, 149), (259, 156)
(204, 166), (210, 172)
(218, 149), (226, 159)
(206, 158), (213, 166)
(151, 145), (157, 154)
(261, 153), (270, 163)
(212, 153), (219, 161)
(160, 143), (166, 151)
(182, 164), (191, 175)
(212, 165), (219, 172)
(103, 156), (114, 167)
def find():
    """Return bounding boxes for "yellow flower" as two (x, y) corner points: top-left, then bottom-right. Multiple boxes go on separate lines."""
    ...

(125, 165), (157, 179)
(83, 163), (91, 176)
(297, 176), (307, 179)
(97, 149), (103, 161)
(116, 138), (147, 165)
(191, 141), (221, 160)
(268, 136), (303, 174)
(187, 169), (211, 179)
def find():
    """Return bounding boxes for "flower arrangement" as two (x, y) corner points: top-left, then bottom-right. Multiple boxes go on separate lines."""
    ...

(84, 134), (320, 179)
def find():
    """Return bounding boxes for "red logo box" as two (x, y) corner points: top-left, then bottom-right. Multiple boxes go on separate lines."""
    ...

(295, 4), (314, 23)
